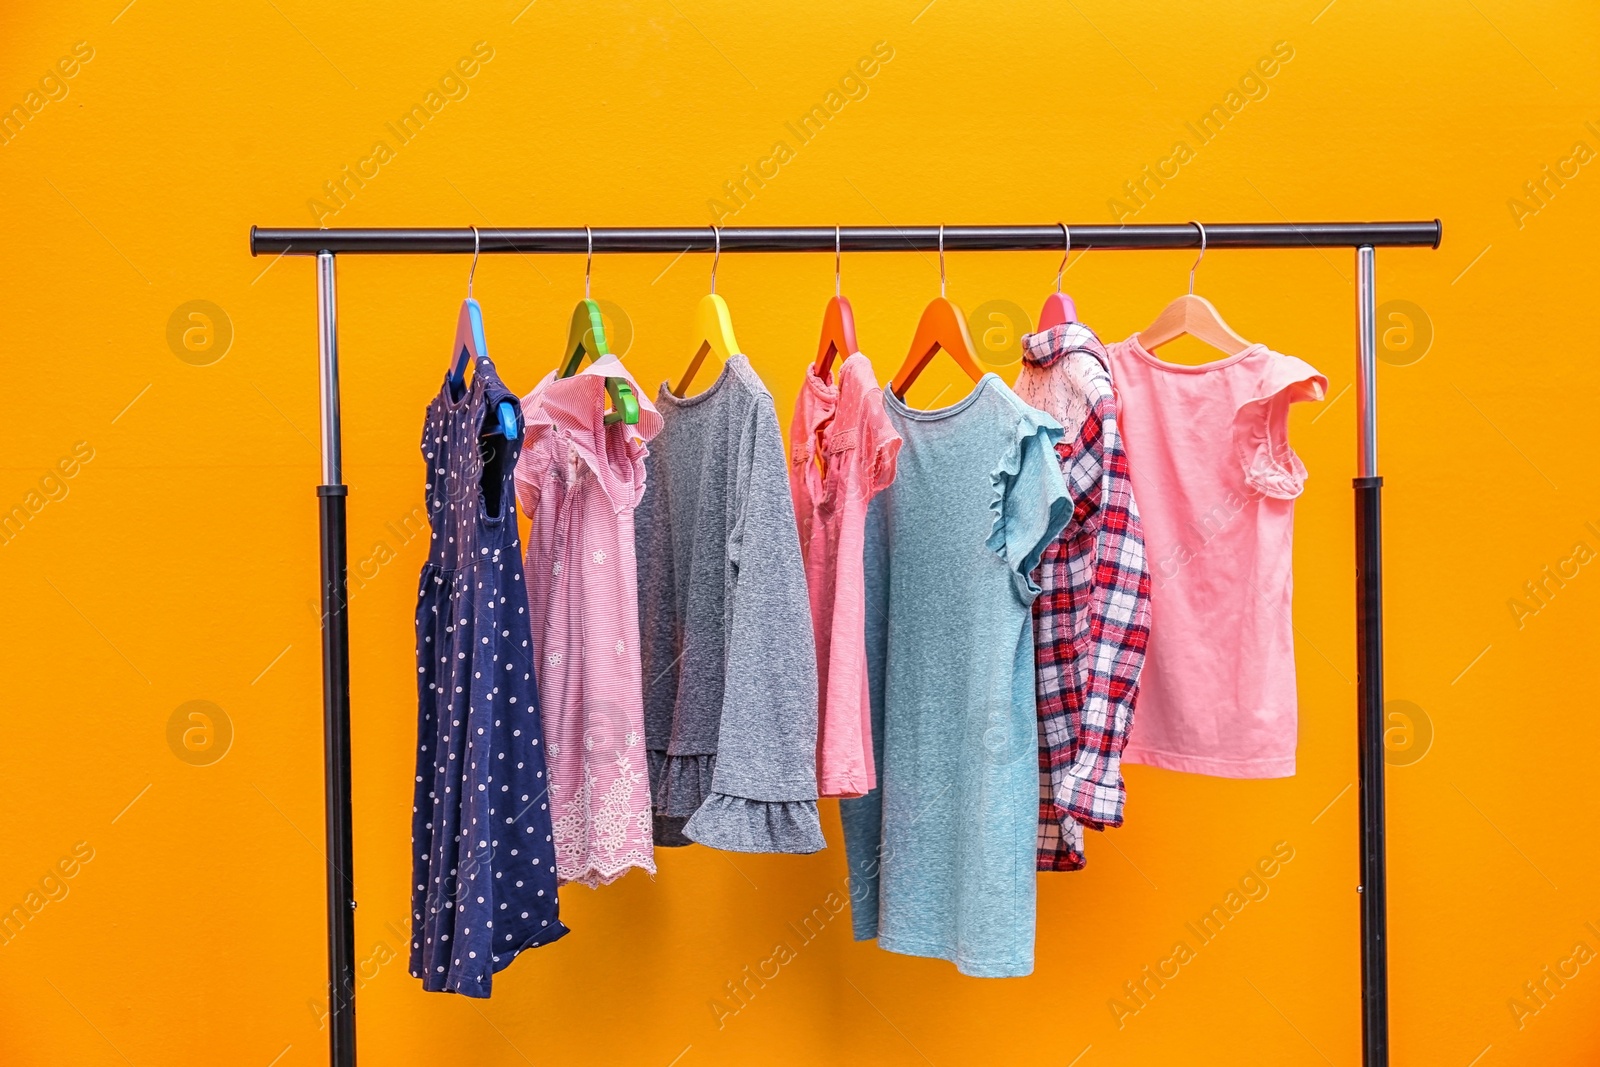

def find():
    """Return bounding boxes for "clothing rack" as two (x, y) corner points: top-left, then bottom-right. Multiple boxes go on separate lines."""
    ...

(248, 220), (1442, 1067)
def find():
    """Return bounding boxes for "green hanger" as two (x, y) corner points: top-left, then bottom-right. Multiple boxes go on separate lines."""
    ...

(559, 228), (639, 426)
(560, 299), (639, 425)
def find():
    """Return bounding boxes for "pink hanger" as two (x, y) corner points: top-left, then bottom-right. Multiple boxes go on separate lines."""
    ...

(1037, 222), (1077, 331)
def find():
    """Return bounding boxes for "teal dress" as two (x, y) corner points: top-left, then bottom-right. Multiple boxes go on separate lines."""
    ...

(839, 375), (1069, 978)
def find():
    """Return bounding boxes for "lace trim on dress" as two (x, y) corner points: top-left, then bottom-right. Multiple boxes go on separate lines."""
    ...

(550, 732), (657, 887)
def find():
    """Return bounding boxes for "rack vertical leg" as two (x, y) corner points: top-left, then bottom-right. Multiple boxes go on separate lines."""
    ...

(317, 250), (357, 1067)
(1354, 245), (1388, 1066)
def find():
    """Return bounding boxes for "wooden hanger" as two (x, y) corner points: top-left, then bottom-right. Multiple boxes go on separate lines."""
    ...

(891, 226), (984, 399)
(1037, 222), (1078, 331)
(814, 225), (859, 379)
(558, 228), (639, 425)
(450, 226), (519, 439)
(676, 226), (740, 396)
(1136, 221), (1252, 355)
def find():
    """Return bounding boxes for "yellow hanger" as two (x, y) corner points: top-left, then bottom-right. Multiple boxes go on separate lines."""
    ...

(1136, 221), (1252, 355)
(676, 226), (741, 396)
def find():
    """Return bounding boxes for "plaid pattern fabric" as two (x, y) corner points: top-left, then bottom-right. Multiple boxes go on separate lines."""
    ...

(1016, 324), (1153, 872)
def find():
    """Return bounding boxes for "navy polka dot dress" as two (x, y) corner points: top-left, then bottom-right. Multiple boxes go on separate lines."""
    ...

(410, 355), (568, 997)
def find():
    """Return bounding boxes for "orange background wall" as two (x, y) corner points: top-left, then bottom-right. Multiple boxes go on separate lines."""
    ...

(2, 2), (1597, 1064)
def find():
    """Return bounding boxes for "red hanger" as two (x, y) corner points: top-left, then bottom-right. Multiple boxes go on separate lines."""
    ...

(814, 226), (859, 379)
(1037, 222), (1078, 331)
(891, 226), (984, 398)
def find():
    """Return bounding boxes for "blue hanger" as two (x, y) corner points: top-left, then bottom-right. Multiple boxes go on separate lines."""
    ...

(450, 225), (519, 440)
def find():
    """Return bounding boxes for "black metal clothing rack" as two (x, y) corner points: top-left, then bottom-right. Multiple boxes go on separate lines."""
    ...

(248, 220), (1443, 1067)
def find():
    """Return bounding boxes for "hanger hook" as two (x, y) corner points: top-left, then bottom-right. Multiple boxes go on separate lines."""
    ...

(1188, 220), (1206, 296)
(710, 225), (720, 296)
(1056, 222), (1071, 294)
(939, 225), (946, 299)
(835, 224), (842, 299)
(584, 226), (593, 300)
(467, 224), (480, 298)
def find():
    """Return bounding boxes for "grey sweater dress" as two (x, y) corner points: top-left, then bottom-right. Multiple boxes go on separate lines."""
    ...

(636, 355), (824, 853)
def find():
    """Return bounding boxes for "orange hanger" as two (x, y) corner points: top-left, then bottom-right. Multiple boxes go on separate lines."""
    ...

(1137, 221), (1252, 355)
(1037, 222), (1078, 331)
(814, 225), (859, 379)
(891, 226), (984, 399)
(676, 226), (741, 397)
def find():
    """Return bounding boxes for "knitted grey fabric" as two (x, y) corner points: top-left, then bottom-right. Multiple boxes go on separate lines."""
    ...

(637, 355), (824, 854)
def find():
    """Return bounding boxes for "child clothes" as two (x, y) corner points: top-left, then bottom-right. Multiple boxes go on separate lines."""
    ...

(411, 354), (567, 998)
(788, 355), (902, 799)
(839, 375), (1071, 978)
(636, 355), (825, 853)
(514, 354), (661, 888)
(1106, 335), (1326, 778)
(1013, 323), (1152, 872)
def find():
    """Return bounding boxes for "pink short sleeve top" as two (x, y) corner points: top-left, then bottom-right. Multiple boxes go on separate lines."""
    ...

(514, 354), (663, 885)
(1106, 336), (1326, 778)
(789, 354), (901, 798)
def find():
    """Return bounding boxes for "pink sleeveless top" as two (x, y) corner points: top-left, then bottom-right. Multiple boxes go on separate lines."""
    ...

(1106, 336), (1325, 778)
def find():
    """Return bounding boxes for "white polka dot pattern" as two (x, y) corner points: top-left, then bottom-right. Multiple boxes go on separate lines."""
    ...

(410, 358), (568, 998)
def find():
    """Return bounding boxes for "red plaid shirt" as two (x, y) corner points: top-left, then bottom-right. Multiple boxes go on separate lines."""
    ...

(1016, 324), (1152, 871)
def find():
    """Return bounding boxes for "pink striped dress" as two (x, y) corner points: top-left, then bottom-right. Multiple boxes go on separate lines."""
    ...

(514, 355), (661, 886)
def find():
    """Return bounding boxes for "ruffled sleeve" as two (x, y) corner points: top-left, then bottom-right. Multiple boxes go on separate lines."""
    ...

(597, 366), (662, 513)
(682, 395), (825, 854)
(859, 384), (902, 494)
(513, 382), (556, 519)
(592, 424), (654, 514)
(538, 359), (663, 515)
(986, 403), (1072, 600)
(1232, 356), (1327, 500)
